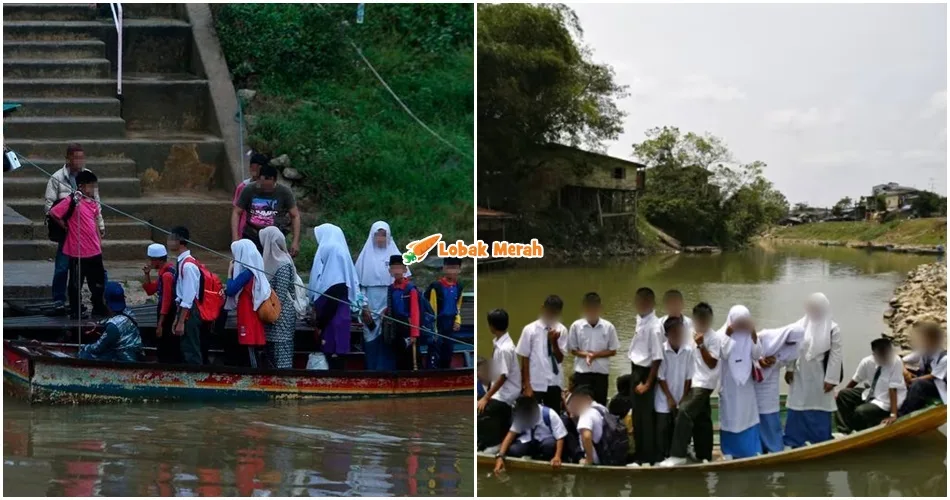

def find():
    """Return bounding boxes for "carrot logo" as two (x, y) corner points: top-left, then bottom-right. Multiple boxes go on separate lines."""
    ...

(403, 233), (442, 265)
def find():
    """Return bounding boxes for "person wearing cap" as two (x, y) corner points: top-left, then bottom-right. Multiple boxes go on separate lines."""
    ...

(385, 254), (421, 370)
(79, 282), (144, 363)
(142, 242), (180, 363)
(424, 257), (465, 369)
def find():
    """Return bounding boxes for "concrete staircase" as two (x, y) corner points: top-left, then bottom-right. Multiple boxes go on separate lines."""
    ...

(3, 3), (237, 298)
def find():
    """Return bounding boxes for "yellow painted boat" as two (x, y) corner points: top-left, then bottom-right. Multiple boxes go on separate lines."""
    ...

(477, 404), (946, 473)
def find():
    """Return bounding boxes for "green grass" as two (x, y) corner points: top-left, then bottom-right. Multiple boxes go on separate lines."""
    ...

(771, 218), (947, 246)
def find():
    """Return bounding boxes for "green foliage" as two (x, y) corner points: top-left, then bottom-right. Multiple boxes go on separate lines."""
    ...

(911, 191), (947, 218)
(215, 3), (473, 254)
(832, 196), (853, 216)
(772, 218), (947, 246)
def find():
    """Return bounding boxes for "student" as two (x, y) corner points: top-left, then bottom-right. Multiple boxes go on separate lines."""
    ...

(835, 338), (906, 433)
(260, 226), (299, 369)
(516, 295), (569, 411)
(426, 257), (465, 369)
(308, 224), (361, 370)
(783, 293), (843, 448)
(607, 374), (633, 419)
(627, 287), (664, 465)
(477, 357), (490, 399)
(232, 152), (268, 240)
(169, 226), (210, 365)
(477, 309), (521, 451)
(567, 292), (619, 406)
(899, 322), (947, 416)
(386, 255), (421, 370)
(493, 396), (568, 473)
(232, 164), (301, 256)
(718, 305), (763, 459)
(753, 324), (805, 453)
(660, 290), (695, 346)
(48, 170), (106, 319)
(569, 385), (606, 465)
(655, 316), (694, 462)
(225, 239), (270, 367)
(356, 221), (410, 370)
(79, 282), (144, 363)
(141, 243), (180, 363)
(661, 302), (720, 467)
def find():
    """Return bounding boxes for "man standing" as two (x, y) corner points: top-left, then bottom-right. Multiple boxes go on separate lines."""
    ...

(231, 163), (300, 255)
(232, 152), (268, 240)
(44, 144), (104, 307)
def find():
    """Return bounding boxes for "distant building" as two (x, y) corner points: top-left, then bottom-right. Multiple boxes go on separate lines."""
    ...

(869, 182), (920, 212)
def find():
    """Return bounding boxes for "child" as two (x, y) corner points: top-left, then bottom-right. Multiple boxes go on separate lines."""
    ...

(477, 357), (490, 399)
(141, 243), (180, 363)
(386, 255), (420, 370)
(662, 302), (719, 466)
(753, 323), (804, 453)
(567, 292), (619, 406)
(607, 374), (633, 419)
(516, 295), (569, 411)
(627, 287), (663, 465)
(899, 322), (947, 416)
(493, 395), (568, 473)
(78, 282), (144, 363)
(477, 309), (521, 451)
(224, 239), (269, 367)
(835, 338), (906, 432)
(718, 305), (763, 459)
(660, 290), (695, 346)
(570, 385), (607, 465)
(655, 316), (694, 462)
(426, 257), (464, 369)
(48, 170), (106, 319)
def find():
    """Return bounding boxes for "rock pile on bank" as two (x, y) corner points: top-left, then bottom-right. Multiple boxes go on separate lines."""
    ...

(883, 261), (947, 350)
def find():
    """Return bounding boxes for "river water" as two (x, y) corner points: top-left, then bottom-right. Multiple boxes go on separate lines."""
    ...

(3, 396), (473, 497)
(477, 244), (946, 497)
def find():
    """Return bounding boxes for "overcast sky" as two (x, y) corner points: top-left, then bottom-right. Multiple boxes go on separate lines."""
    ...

(569, 3), (947, 206)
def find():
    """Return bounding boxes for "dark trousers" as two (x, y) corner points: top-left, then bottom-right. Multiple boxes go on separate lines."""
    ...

(179, 305), (209, 365)
(155, 312), (182, 364)
(574, 372), (609, 406)
(898, 377), (940, 417)
(630, 363), (657, 464)
(835, 387), (889, 433)
(532, 385), (563, 412)
(669, 387), (714, 461)
(67, 255), (106, 315)
(508, 436), (557, 460)
(655, 410), (677, 462)
(52, 241), (70, 303)
(477, 399), (512, 450)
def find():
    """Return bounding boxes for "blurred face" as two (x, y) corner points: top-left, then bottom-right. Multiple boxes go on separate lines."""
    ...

(730, 317), (754, 333)
(258, 175), (277, 192)
(667, 325), (684, 348)
(582, 303), (601, 323)
(917, 326), (943, 352)
(67, 150), (85, 173)
(540, 306), (561, 326)
(149, 257), (165, 270)
(634, 296), (654, 315)
(167, 235), (182, 253)
(443, 264), (461, 279)
(694, 315), (712, 333)
(568, 393), (592, 416)
(873, 347), (892, 365)
(513, 405), (540, 428)
(389, 263), (406, 280)
(373, 229), (388, 248)
(664, 297), (684, 316)
(78, 181), (96, 198)
(249, 162), (262, 180)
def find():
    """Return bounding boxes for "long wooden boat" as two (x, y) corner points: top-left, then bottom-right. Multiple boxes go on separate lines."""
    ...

(477, 403), (947, 473)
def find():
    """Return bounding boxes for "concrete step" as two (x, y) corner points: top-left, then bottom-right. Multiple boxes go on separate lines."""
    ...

(4, 157), (137, 178)
(4, 177), (142, 199)
(3, 116), (126, 139)
(3, 58), (111, 79)
(3, 40), (105, 59)
(3, 78), (117, 98)
(2, 220), (153, 242)
(3, 97), (120, 118)
(2, 4), (98, 21)
(4, 239), (159, 261)
(2, 20), (109, 41)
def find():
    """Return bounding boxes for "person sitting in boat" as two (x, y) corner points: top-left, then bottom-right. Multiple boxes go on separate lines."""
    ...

(493, 396), (568, 474)
(835, 337), (906, 432)
(607, 374), (632, 420)
(655, 316), (694, 463)
(141, 243), (180, 363)
(79, 282), (144, 363)
(783, 293), (843, 449)
(752, 323), (804, 453)
(898, 322), (947, 417)
(717, 305), (763, 460)
(569, 385), (608, 465)
(515, 295), (569, 411)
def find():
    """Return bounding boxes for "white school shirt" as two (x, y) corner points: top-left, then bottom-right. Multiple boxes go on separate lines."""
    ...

(902, 350), (946, 374)
(490, 332), (521, 406)
(627, 311), (664, 367)
(515, 319), (569, 391)
(659, 314), (696, 347)
(718, 334), (763, 433)
(852, 355), (907, 413)
(691, 328), (724, 390)
(510, 404), (569, 444)
(933, 355), (948, 404)
(786, 325), (842, 412)
(175, 250), (201, 310)
(567, 318), (620, 375)
(576, 402), (607, 464)
(655, 342), (695, 413)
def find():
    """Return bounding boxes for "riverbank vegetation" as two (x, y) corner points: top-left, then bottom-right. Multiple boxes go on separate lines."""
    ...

(770, 218), (947, 246)
(213, 4), (473, 265)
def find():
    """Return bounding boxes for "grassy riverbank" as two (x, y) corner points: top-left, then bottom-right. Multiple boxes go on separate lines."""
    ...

(769, 218), (947, 246)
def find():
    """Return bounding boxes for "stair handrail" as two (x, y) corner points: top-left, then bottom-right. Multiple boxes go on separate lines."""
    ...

(108, 3), (123, 99)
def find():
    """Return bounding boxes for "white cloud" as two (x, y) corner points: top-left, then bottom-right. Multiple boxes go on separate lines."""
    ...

(672, 74), (746, 102)
(920, 89), (947, 118)
(764, 107), (844, 131)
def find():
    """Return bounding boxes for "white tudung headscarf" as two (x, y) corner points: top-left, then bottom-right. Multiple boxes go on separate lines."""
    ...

(717, 305), (754, 386)
(307, 223), (360, 305)
(755, 323), (805, 381)
(354, 221), (409, 287)
(228, 239), (272, 311)
(798, 292), (835, 361)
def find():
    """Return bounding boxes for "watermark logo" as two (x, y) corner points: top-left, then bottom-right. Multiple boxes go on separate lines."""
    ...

(403, 233), (544, 266)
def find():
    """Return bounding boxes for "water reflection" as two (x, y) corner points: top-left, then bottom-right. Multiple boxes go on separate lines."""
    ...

(3, 396), (472, 497)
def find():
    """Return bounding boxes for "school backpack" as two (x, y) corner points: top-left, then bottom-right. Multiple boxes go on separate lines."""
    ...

(182, 256), (224, 322)
(385, 282), (437, 345)
(593, 406), (629, 466)
(46, 196), (77, 243)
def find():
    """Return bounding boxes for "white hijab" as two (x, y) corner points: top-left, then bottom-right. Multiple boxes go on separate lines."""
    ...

(717, 305), (754, 386)
(798, 292), (835, 361)
(228, 238), (272, 311)
(755, 323), (805, 380)
(307, 223), (360, 305)
(354, 221), (409, 287)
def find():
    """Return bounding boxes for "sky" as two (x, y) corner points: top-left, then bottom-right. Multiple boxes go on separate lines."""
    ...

(568, 2), (947, 207)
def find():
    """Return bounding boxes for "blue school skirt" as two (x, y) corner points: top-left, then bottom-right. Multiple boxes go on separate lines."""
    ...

(720, 425), (761, 459)
(783, 409), (832, 448)
(759, 412), (783, 453)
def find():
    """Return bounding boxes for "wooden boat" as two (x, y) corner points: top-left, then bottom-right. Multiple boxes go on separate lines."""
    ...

(477, 403), (947, 473)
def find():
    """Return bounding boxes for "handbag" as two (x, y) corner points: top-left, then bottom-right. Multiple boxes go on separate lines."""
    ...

(307, 352), (329, 370)
(291, 273), (310, 318)
(257, 289), (282, 324)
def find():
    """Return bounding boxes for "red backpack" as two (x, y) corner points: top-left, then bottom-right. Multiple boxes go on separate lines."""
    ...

(182, 256), (224, 322)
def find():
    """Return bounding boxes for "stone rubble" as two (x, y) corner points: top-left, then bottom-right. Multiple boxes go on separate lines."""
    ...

(883, 261), (947, 351)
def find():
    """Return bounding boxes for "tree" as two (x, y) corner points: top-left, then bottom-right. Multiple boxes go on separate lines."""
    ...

(793, 202), (810, 213)
(832, 196), (853, 216)
(911, 191), (947, 218)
